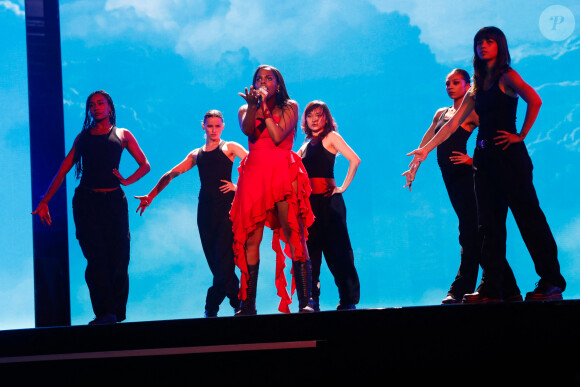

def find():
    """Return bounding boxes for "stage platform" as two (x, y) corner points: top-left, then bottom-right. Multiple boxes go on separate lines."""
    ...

(1, 300), (579, 385)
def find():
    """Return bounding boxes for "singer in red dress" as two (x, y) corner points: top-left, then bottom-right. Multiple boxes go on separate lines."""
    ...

(230, 65), (315, 315)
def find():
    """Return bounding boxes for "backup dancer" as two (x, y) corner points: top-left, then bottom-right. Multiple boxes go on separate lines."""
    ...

(231, 65), (315, 315)
(135, 110), (247, 317)
(408, 27), (566, 302)
(403, 69), (521, 304)
(33, 90), (151, 324)
(297, 101), (361, 310)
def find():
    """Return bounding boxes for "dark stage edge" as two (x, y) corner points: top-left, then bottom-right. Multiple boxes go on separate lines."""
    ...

(1, 301), (579, 386)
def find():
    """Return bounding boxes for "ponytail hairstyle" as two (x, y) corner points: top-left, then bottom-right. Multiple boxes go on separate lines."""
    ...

(203, 109), (224, 125)
(447, 68), (470, 85)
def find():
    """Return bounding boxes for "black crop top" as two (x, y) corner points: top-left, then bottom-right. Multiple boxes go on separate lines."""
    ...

(301, 140), (335, 178)
(196, 140), (234, 202)
(434, 108), (471, 168)
(76, 127), (123, 189)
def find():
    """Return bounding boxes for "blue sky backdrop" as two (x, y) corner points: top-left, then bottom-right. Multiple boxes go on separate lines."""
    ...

(1, 0), (579, 329)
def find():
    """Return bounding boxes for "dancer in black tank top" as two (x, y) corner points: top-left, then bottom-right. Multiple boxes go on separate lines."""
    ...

(407, 27), (565, 302)
(297, 101), (361, 311)
(33, 90), (151, 325)
(403, 69), (520, 304)
(135, 110), (248, 317)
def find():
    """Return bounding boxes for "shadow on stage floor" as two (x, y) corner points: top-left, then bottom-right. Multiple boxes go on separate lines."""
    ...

(1, 300), (579, 386)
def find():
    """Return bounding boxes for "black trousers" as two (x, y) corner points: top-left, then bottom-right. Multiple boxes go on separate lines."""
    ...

(197, 193), (239, 315)
(441, 165), (519, 298)
(473, 142), (565, 297)
(307, 193), (360, 305)
(441, 165), (481, 298)
(72, 187), (130, 321)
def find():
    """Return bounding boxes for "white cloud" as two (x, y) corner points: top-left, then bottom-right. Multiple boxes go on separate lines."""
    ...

(535, 80), (580, 91)
(557, 215), (580, 252)
(58, 1), (356, 87)
(0, 1), (24, 17)
(59, 0), (580, 68)
(127, 270), (209, 321)
(105, 0), (190, 23)
(545, 104), (580, 152)
(369, 0), (580, 64)
(553, 36), (580, 60)
(405, 203), (435, 219)
(61, 1), (374, 67)
(510, 36), (580, 62)
(555, 216), (580, 286)
(0, 276), (34, 330)
(418, 288), (447, 306)
(57, 0), (580, 90)
(130, 196), (204, 273)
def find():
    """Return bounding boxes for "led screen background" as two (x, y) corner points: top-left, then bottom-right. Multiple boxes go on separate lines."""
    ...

(1, 0), (579, 329)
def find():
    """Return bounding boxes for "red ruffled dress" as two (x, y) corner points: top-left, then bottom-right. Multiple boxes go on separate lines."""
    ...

(230, 117), (315, 313)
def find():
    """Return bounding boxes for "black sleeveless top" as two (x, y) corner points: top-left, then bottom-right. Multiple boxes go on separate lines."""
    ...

(301, 139), (335, 178)
(434, 108), (471, 168)
(475, 76), (518, 143)
(76, 128), (123, 189)
(196, 140), (234, 202)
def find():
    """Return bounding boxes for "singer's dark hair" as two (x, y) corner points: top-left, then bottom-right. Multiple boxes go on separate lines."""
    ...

(252, 64), (297, 134)
(252, 65), (292, 109)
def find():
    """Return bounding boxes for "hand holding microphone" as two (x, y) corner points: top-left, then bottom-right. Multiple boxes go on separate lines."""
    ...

(238, 85), (263, 108)
(256, 86), (268, 109)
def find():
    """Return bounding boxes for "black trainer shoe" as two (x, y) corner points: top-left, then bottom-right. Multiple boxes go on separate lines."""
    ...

(462, 292), (502, 304)
(89, 313), (117, 325)
(525, 283), (563, 301)
(336, 303), (356, 310)
(441, 294), (462, 304)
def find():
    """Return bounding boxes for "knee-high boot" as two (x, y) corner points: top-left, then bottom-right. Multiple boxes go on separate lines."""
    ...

(236, 262), (259, 316)
(293, 259), (316, 313)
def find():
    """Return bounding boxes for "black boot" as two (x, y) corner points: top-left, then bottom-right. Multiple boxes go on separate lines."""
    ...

(236, 262), (259, 316)
(293, 260), (316, 313)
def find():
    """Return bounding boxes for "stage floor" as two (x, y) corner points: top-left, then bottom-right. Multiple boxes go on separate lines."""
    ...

(1, 300), (579, 385)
